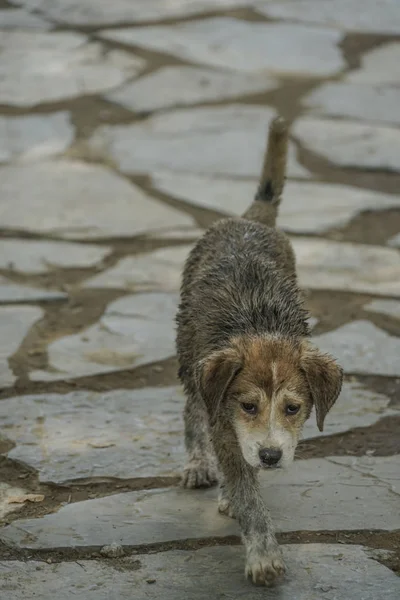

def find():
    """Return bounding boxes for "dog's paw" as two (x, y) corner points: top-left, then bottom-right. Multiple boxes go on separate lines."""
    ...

(218, 491), (236, 518)
(181, 459), (218, 489)
(245, 545), (286, 586)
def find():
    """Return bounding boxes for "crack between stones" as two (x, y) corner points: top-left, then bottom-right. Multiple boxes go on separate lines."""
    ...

(47, 6), (269, 35)
(325, 457), (400, 498)
(0, 452), (180, 525)
(0, 530), (398, 565)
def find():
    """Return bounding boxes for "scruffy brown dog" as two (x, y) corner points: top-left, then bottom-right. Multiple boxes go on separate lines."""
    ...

(176, 117), (343, 586)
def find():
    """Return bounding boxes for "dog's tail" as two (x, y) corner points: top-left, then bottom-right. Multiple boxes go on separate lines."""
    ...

(243, 116), (288, 227)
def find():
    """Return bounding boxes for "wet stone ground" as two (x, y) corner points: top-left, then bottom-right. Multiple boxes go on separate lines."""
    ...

(0, 1), (400, 598)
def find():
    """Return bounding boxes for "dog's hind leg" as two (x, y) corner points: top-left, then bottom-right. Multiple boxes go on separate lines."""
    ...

(181, 391), (218, 488)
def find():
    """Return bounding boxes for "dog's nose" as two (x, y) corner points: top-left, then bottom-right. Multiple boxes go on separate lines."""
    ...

(259, 448), (282, 467)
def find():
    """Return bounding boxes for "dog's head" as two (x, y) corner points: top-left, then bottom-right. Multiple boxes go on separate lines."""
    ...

(196, 336), (342, 470)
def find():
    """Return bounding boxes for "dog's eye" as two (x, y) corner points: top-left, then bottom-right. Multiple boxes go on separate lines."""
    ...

(241, 403), (257, 415)
(286, 404), (300, 415)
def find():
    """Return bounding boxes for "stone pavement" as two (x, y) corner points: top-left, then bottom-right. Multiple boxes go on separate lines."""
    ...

(0, 1), (399, 598)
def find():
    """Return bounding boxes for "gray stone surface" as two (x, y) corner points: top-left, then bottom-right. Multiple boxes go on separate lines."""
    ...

(0, 305), (43, 386)
(330, 455), (400, 494)
(302, 82), (400, 125)
(0, 240), (110, 273)
(364, 299), (400, 320)
(1, 386), (184, 483)
(0, 8), (51, 29)
(388, 232), (400, 248)
(0, 161), (194, 239)
(1, 545), (399, 599)
(294, 115), (400, 172)
(9, 0), (248, 26)
(0, 380), (392, 483)
(308, 317), (318, 331)
(313, 320), (400, 376)
(84, 245), (192, 291)
(151, 172), (400, 234)
(30, 293), (178, 382)
(0, 277), (67, 305)
(345, 42), (400, 85)
(0, 31), (144, 107)
(258, 0), (400, 34)
(1, 456), (398, 549)
(106, 66), (278, 112)
(100, 19), (345, 77)
(293, 116), (400, 172)
(0, 113), (73, 164)
(89, 105), (310, 179)
(302, 380), (396, 440)
(292, 238), (400, 296)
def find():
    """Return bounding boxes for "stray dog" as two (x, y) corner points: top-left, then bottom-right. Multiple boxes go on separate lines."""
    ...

(176, 116), (343, 586)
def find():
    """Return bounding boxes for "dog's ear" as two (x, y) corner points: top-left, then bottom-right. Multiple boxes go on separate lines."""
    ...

(196, 347), (242, 424)
(300, 342), (343, 432)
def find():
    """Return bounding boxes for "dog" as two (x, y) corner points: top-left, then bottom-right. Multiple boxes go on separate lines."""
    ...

(176, 116), (343, 586)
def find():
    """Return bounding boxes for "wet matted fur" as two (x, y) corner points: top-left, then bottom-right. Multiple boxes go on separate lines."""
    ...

(176, 117), (343, 586)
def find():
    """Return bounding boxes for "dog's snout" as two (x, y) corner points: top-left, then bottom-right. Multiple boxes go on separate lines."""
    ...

(259, 448), (282, 467)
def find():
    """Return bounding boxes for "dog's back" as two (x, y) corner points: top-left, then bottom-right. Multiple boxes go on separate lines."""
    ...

(176, 118), (309, 378)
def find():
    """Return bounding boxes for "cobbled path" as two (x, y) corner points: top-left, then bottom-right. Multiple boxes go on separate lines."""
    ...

(0, 1), (399, 598)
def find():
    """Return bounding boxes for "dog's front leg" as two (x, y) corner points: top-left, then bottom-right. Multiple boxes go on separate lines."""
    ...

(217, 451), (285, 585)
(239, 478), (286, 586)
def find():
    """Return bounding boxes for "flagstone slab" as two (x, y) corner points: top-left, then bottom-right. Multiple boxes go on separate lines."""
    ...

(9, 0), (249, 26)
(1, 386), (184, 483)
(0, 8), (51, 29)
(0, 31), (145, 107)
(1, 545), (399, 600)
(0, 305), (43, 387)
(1, 456), (398, 549)
(313, 320), (400, 377)
(293, 116), (400, 172)
(0, 240), (110, 273)
(0, 113), (73, 164)
(0, 278), (67, 305)
(151, 172), (400, 234)
(106, 66), (278, 113)
(0, 380), (393, 483)
(292, 238), (400, 297)
(330, 455), (400, 494)
(364, 299), (400, 320)
(302, 82), (400, 125)
(0, 161), (194, 239)
(99, 19), (345, 77)
(89, 105), (310, 179)
(345, 43), (400, 85)
(30, 293), (178, 382)
(257, 0), (400, 34)
(302, 380), (396, 440)
(84, 245), (192, 291)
